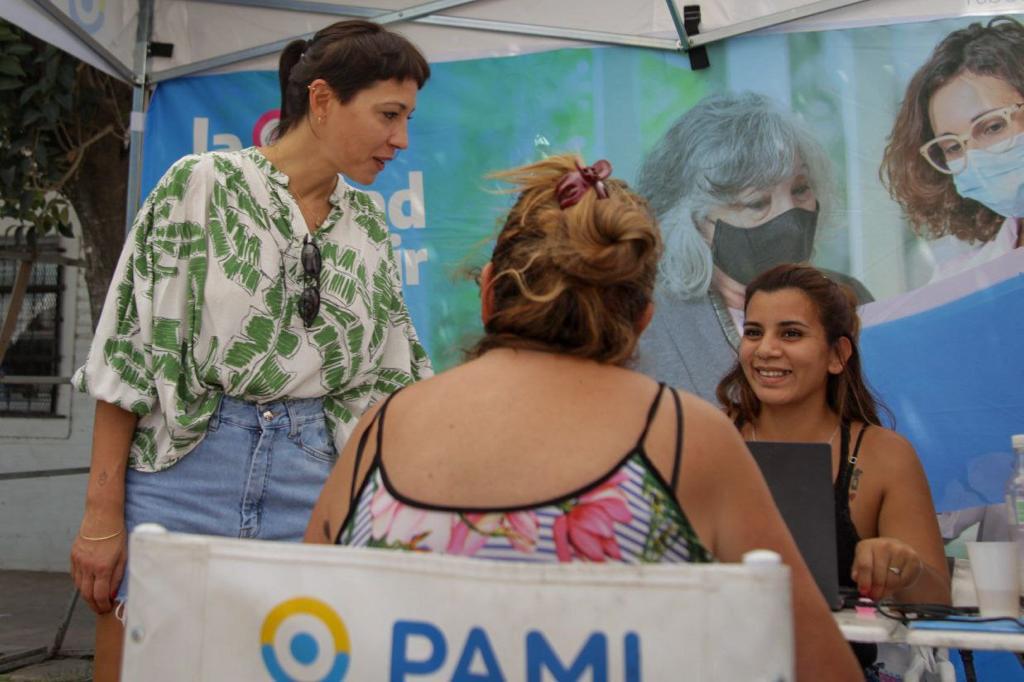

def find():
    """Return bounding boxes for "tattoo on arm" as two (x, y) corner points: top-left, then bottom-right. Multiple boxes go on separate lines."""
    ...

(97, 471), (108, 487)
(849, 467), (862, 503)
(322, 519), (331, 541)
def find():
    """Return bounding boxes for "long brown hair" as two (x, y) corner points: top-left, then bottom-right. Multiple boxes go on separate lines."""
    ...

(716, 263), (893, 427)
(470, 155), (662, 366)
(880, 16), (1024, 243)
(276, 20), (430, 138)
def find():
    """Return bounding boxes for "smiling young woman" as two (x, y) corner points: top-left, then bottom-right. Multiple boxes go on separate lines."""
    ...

(716, 263), (950, 674)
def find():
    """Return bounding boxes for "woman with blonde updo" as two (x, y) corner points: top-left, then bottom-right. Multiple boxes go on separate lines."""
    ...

(307, 155), (860, 681)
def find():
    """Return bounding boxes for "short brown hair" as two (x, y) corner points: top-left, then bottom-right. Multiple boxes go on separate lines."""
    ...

(276, 20), (430, 138)
(716, 264), (892, 427)
(471, 155), (662, 366)
(880, 17), (1024, 243)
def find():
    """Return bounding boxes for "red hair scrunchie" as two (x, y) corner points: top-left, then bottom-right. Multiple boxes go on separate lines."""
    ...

(556, 159), (612, 209)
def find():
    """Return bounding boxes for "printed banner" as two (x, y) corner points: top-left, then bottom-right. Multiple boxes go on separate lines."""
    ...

(122, 530), (793, 681)
(141, 14), (1024, 527)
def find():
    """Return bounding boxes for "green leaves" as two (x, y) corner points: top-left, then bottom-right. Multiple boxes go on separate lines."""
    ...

(0, 18), (122, 239)
(224, 309), (275, 368)
(0, 55), (25, 77)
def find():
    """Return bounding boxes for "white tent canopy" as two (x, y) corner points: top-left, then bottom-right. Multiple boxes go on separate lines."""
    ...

(0, 0), (1004, 223)
(2, 0), (997, 83)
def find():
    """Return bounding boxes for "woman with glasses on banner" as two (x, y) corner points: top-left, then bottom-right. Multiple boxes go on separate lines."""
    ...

(632, 91), (872, 403)
(882, 16), (1024, 282)
(307, 154), (862, 681)
(69, 20), (432, 681)
(716, 263), (950, 677)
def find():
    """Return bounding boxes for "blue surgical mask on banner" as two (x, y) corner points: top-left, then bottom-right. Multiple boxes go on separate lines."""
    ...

(953, 132), (1024, 218)
(711, 206), (818, 285)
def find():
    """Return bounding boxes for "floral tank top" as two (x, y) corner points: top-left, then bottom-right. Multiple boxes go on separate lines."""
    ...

(336, 384), (713, 565)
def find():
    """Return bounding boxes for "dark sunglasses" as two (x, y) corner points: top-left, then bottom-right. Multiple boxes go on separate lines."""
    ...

(298, 235), (322, 327)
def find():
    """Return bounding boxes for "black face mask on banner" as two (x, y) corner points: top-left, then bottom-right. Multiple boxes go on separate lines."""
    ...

(710, 205), (818, 285)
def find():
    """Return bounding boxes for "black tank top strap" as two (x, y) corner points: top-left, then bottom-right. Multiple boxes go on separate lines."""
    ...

(834, 422), (852, 494)
(834, 421), (864, 590)
(669, 387), (685, 491)
(635, 382), (667, 450)
(849, 424), (869, 468)
(834, 423), (870, 494)
(348, 387), (404, 508)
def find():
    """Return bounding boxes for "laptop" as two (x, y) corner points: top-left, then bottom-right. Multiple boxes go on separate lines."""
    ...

(747, 441), (844, 610)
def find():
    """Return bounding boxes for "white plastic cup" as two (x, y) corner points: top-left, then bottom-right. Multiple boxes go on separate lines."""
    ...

(967, 541), (1020, 618)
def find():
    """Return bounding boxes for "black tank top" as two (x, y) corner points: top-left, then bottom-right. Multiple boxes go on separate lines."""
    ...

(835, 423), (869, 589)
(835, 424), (877, 670)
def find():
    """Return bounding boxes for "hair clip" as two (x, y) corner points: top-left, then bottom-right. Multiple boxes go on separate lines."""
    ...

(556, 159), (612, 209)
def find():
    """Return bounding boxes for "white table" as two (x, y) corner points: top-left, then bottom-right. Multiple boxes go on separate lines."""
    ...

(835, 609), (1024, 653)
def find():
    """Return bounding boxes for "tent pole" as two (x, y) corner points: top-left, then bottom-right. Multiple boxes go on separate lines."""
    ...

(372, 0), (480, 26)
(152, 10), (680, 82)
(664, 0), (690, 47)
(125, 0), (154, 233)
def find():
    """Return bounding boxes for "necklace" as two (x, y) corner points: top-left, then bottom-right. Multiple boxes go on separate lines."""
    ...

(751, 422), (840, 445)
(294, 191), (327, 229)
(260, 147), (329, 229)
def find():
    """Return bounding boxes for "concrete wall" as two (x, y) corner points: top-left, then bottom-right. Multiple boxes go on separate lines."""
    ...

(0, 234), (94, 572)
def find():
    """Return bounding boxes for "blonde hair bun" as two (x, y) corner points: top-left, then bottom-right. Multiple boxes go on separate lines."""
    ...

(473, 155), (662, 365)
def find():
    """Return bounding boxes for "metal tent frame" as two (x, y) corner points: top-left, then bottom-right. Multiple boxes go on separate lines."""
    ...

(19, 0), (873, 230)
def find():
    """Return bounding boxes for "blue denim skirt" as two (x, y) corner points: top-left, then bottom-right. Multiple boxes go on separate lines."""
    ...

(117, 395), (336, 601)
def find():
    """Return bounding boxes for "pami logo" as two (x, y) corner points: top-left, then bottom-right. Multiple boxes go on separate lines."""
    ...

(69, 0), (105, 34)
(260, 597), (350, 682)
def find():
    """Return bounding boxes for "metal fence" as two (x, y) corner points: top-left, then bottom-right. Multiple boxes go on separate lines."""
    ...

(0, 237), (65, 417)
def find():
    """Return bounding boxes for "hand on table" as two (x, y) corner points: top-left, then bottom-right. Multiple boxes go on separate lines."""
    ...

(851, 536), (923, 601)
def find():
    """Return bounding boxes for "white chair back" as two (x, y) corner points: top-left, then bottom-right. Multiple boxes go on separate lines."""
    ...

(121, 527), (793, 681)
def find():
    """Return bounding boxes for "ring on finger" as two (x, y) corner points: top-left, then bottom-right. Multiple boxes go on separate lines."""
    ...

(887, 565), (902, 576)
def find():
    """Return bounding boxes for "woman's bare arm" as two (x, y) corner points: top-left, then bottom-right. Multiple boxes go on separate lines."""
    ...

(305, 401), (383, 544)
(70, 400), (137, 614)
(852, 428), (950, 604)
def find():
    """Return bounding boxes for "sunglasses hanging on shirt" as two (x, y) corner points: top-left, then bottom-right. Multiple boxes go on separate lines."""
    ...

(298, 235), (322, 327)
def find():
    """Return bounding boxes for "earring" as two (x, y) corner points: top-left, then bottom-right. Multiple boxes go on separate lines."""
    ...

(317, 115), (325, 125)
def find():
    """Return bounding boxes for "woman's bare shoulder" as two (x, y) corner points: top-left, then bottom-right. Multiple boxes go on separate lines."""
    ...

(857, 423), (923, 475)
(679, 390), (740, 438)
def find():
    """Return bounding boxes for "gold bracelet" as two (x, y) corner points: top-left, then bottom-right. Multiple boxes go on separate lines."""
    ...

(79, 528), (124, 542)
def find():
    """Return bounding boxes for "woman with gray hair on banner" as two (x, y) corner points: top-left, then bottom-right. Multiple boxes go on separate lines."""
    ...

(632, 91), (872, 402)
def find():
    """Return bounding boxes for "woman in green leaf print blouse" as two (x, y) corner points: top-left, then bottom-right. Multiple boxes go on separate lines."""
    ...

(69, 20), (432, 681)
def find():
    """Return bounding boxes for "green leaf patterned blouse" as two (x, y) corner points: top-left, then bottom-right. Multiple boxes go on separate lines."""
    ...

(73, 148), (432, 472)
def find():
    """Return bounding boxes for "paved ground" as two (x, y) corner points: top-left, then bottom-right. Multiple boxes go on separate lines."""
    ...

(0, 571), (94, 681)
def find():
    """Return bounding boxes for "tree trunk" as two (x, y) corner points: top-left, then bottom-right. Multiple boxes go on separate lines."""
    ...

(65, 84), (131, 330)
